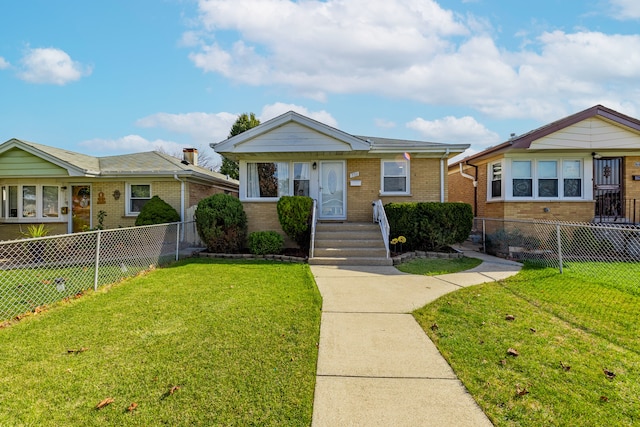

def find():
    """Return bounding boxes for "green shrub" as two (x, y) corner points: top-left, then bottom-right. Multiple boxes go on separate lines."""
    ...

(277, 196), (313, 250)
(384, 202), (473, 251)
(195, 194), (247, 253)
(248, 231), (284, 255)
(135, 196), (180, 226)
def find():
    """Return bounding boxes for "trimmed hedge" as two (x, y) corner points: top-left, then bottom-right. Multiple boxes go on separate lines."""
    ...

(248, 231), (284, 255)
(277, 196), (313, 250)
(384, 202), (473, 251)
(195, 194), (247, 253)
(135, 195), (180, 226)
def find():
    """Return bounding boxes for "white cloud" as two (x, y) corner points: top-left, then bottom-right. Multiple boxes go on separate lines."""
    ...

(136, 111), (238, 144)
(78, 135), (183, 154)
(259, 103), (338, 127)
(184, 0), (640, 123)
(18, 47), (92, 85)
(0, 57), (9, 69)
(407, 115), (501, 146)
(609, 0), (640, 19)
(375, 118), (396, 129)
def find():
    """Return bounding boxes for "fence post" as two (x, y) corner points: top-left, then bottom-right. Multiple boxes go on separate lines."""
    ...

(482, 219), (486, 253)
(556, 223), (563, 274)
(175, 222), (180, 261)
(94, 230), (102, 291)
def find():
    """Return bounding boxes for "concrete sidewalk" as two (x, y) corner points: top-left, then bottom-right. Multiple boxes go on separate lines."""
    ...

(310, 247), (522, 427)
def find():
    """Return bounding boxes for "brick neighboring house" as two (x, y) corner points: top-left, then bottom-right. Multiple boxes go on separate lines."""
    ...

(0, 139), (238, 240)
(212, 111), (469, 240)
(449, 105), (640, 224)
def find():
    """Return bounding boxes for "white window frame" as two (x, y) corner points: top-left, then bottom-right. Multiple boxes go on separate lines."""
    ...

(0, 184), (62, 221)
(505, 158), (584, 201)
(488, 161), (503, 200)
(380, 159), (410, 196)
(126, 183), (152, 216)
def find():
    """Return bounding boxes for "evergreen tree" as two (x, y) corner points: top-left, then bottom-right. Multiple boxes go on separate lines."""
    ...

(219, 113), (260, 180)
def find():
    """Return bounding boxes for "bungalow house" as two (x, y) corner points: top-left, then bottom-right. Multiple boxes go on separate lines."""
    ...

(0, 139), (238, 241)
(211, 111), (469, 262)
(448, 105), (640, 224)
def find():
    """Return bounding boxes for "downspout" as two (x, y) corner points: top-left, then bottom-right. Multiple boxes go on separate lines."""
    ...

(440, 149), (449, 202)
(459, 162), (478, 216)
(174, 173), (185, 223)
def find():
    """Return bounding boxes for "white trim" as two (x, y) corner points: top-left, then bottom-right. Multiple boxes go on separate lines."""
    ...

(0, 183), (63, 222)
(379, 158), (410, 196)
(125, 183), (152, 216)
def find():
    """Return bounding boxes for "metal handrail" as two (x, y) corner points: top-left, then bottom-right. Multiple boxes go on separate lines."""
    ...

(309, 198), (318, 258)
(372, 199), (390, 258)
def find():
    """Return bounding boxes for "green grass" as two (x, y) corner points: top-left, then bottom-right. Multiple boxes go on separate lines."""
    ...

(414, 262), (640, 426)
(0, 258), (322, 426)
(395, 256), (482, 276)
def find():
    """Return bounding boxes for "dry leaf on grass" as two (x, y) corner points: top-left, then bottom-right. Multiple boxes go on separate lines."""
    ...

(430, 323), (438, 331)
(600, 395), (609, 402)
(127, 402), (138, 412)
(516, 385), (529, 396)
(505, 314), (515, 321)
(603, 369), (616, 379)
(67, 347), (89, 354)
(507, 348), (519, 357)
(560, 362), (571, 372)
(95, 397), (114, 410)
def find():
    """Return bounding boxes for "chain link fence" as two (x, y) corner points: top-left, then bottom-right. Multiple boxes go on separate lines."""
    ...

(472, 218), (640, 286)
(0, 221), (204, 322)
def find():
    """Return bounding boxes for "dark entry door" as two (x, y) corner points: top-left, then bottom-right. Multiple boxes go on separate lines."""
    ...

(594, 158), (622, 222)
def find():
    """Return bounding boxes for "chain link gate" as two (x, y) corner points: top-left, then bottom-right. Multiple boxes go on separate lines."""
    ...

(0, 222), (200, 322)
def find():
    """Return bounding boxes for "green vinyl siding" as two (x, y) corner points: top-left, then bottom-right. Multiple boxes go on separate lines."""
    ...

(0, 149), (68, 177)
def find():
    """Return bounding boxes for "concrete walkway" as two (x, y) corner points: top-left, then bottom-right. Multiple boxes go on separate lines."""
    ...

(310, 246), (522, 427)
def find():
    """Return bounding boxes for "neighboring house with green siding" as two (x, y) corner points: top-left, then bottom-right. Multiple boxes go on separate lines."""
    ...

(0, 139), (238, 240)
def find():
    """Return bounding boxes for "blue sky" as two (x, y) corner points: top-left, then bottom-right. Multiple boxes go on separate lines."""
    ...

(1, 0), (640, 167)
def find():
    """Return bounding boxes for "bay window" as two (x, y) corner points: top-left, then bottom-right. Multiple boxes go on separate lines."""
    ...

(507, 159), (583, 199)
(1, 185), (61, 220)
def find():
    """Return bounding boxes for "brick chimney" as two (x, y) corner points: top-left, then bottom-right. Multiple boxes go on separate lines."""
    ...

(182, 148), (198, 166)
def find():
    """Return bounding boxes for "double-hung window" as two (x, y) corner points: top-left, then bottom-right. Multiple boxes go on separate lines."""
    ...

(512, 161), (533, 197)
(563, 160), (582, 197)
(490, 162), (502, 198)
(293, 162), (310, 196)
(1, 185), (61, 220)
(127, 184), (151, 215)
(509, 159), (583, 199)
(538, 161), (558, 197)
(381, 159), (409, 194)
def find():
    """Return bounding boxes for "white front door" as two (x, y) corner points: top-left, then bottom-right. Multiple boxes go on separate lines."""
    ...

(319, 161), (346, 220)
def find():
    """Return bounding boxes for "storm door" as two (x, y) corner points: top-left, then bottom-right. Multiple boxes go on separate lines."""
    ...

(72, 185), (91, 232)
(318, 161), (346, 220)
(594, 158), (623, 222)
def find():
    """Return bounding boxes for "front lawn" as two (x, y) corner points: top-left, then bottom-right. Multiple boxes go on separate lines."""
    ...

(395, 256), (482, 276)
(414, 262), (640, 426)
(0, 258), (322, 426)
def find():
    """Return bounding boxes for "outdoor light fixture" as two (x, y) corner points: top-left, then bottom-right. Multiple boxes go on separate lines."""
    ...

(592, 152), (603, 159)
(313, 162), (317, 170)
(113, 189), (121, 200)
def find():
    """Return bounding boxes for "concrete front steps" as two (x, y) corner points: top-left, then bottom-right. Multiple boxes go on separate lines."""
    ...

(310, 222), (392, 266)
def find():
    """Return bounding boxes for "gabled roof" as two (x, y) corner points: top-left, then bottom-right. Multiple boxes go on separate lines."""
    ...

(451, 104), (640, 167)
(0, 138), (237, 186)
(214, 111), (371, 153)
(213, 111), (469, 158)
(0, 138), (101, 176)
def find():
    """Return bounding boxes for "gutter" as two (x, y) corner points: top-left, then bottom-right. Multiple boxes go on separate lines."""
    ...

(440, 149), (449, 202)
